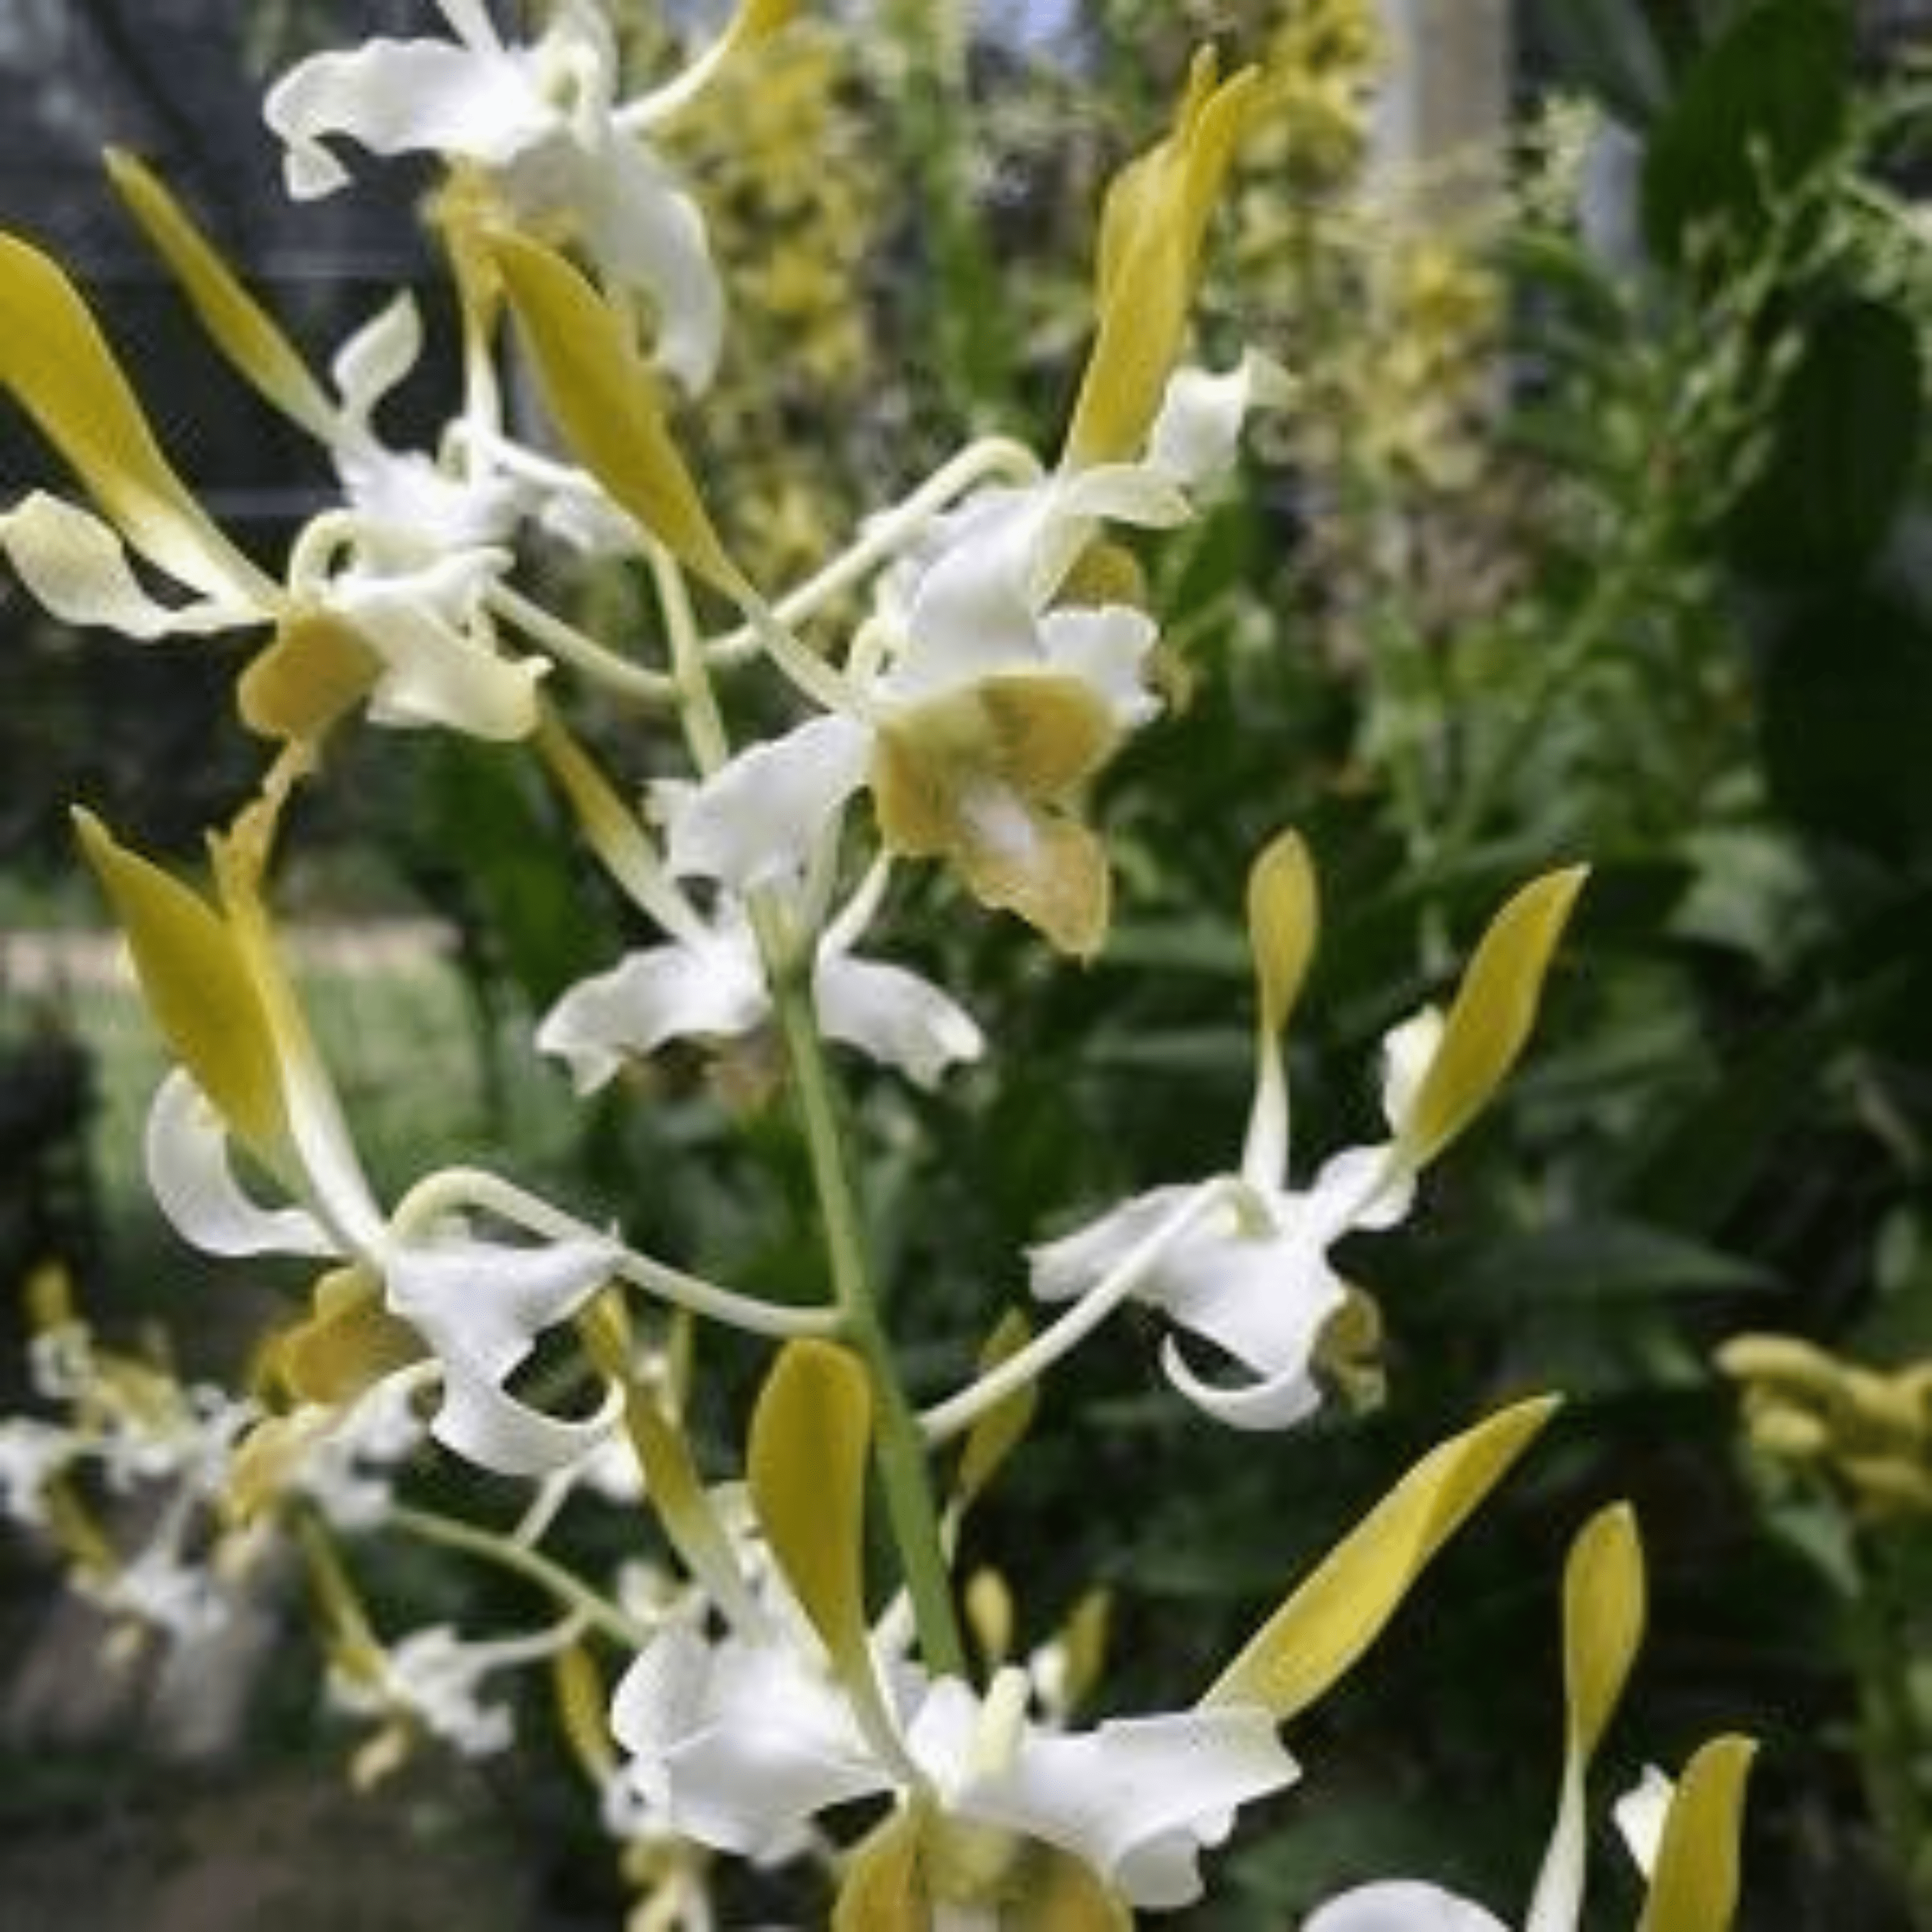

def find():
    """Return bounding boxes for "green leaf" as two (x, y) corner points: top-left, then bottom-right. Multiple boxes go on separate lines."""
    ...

(491, 234), (742, 595)
(1641, 0), (1851, 261)
(1731, 300), (1923, 579)
(1200, 1394), (1559, 1719)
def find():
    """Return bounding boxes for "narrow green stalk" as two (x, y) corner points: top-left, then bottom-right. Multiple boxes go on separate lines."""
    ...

(389, 1503), (650, 1650)
(764, 933), (967, 1677)
(647, 543), (966, 1675)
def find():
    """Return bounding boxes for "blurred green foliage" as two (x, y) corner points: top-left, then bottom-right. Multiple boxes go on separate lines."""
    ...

(7, 0), (1932, 1925)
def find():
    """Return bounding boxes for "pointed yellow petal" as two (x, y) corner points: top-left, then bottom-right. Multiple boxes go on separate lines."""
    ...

(104, 149), (337, 441)
(748, 1340), (876, 1681)
(1247, 829), (1319, 1041)
(1202, 1394), (1559, 1718)
(0, 231), (268, 600)
(552, 1641), (618, 1784)
(956, 1310), (1040, 1511)
(1635, 1736), (1758, 1932)
(964, 1568), (1016, 1671)
(578, 1297), (762, 1629)
(73, 807), (286, 1155)
(237, 609), (380, 742)
(1400, 866), (1588, 1167)
(491, 234), (742, 596)
(1063, 53), (1260, 468)
(268, 1262), (423, 1406)
(833, 1810), (927, 1931)
(1563, 1502), (1645, 1763)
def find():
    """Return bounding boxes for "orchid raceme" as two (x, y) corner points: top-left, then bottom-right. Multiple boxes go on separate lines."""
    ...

(1301, 1506), (1757, 1932)
(76, 810), (625, 1476)
(1029, 845), (1586, 1429)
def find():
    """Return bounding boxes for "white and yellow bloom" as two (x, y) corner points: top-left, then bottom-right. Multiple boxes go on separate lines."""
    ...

(665, 56), (1272, 958)
(79, 812), (621, 1479)
(1028, 838), (1585, 1429)
(1302, 1509), (1757, 1932)
(264, 0), (792, 392)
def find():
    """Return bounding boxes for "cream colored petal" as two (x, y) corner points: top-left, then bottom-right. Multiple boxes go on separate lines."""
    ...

(1, 492), (248, 639)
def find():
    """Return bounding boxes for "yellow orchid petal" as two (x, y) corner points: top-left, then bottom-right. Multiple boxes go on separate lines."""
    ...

(1523, 1502), (1648, 1931)
(579, 1297), (761, 1627)
(1202, 1394), (1559, 1719)
(956, 1310), (1041, 1511)
(1063, 52), (1260, 469)
(104, 149), (337, 441)
(491, 233), (742, 595)
(833, 1809), (927, 1931)
(1635, 1736), (1758, 1932)
(965, 1569), (1016, 1672)
(1400, 865), (1589, 1167)
(748, 1340), (876, 1685)
(0, 231), (268, 600)
(1248, 829), (1319, 1042)
(73, 807), (285, 1156)
(269, 1262), (424, 1408)
(1563, 1502), (1645, 1764)
(237, 609), (381, 743)
(553, 1641), (619, 1785)
(1013, 1847), (1135, 1930)
(874, 673), (1119, 957)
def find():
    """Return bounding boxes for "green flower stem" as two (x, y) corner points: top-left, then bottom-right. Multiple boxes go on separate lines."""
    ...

(649, 544), (965, 1675)
(763, 922), (968, 1678)
(388, 1503), (651, 1651)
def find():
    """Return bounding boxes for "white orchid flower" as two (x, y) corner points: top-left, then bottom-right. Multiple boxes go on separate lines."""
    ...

(81, 813), (622, 1480)
(606, 1348), (1297, 1919)
(608, 1566), (1293, 1907)
(264, 0), (783, 392)
(669, 354), (1284, 958)
(537, 828), (983, 1095)
(1027, 838), (1585, 1430)
(0, 230), (553, 745)
(331, 1618), (580, 1764)
(1303, 1510), (1757, 1932)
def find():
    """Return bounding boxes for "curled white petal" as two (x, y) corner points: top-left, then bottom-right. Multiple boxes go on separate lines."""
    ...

(1145, 351), (1292, 490)
(266, 38), (546, 197)
(1, 493), (247, 638)
(1302, 1881), (1511, 1932)
(667, 714), (872, 889)
(1038, 605), (1161, 729)
(610, 1623), (891, 1860)
(941, 1700), (1298, 1910)
(537, 933), (769, 1093)
(145, 1070), (336, 1259)
(384, 1230), (620, 1476)
(331, 293), (424, 430)
(813, 952), (983, 1088)
(333, 562), (544, 741)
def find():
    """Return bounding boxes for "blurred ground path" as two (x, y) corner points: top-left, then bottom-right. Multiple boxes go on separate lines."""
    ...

(1, 919), (457, 995)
